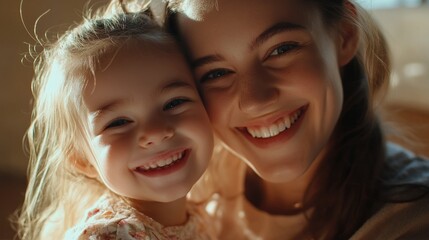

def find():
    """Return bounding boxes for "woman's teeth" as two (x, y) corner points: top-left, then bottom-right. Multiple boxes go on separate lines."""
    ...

(246, 110), (302, 138)
(139, 151), (184, 171)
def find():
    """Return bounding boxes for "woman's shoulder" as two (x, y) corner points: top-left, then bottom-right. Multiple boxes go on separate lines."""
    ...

(351, 193), (429, 239)
(383, 142), (429, 187)
(351, 143), (429, 239)
(65, 196), (160, 239)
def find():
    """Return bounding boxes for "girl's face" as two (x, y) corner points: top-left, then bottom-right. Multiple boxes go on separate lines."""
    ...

(177, 0), (355, 182)
(83, 42), (213, 202)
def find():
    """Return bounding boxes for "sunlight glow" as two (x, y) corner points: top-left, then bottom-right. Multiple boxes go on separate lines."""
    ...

(403, 62), (427, 79)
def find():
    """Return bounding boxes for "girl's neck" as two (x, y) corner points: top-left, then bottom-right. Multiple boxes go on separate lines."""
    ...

(125, 196), (188, 226)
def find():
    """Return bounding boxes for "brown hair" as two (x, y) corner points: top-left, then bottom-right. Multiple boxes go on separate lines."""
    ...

(163, 0), (427, 239)
(299, 1), (390, 238)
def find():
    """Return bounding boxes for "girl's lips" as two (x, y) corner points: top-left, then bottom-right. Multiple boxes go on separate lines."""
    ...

(134, 149), (190, 177)
(237, 105), (308, 148)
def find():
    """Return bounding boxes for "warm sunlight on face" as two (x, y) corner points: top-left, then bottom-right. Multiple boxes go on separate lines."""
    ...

(177, 0), (344, 182)
(83, 42), (213, 203)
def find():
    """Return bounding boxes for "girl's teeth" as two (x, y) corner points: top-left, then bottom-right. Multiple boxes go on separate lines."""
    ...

(246, 110), (302, 139)
(141, 151), (184, 170)
(261, 127), (270, 138)
(284, 116), (291, 128)
(278, 121), (286, 132)
(269, 125), (279, 136)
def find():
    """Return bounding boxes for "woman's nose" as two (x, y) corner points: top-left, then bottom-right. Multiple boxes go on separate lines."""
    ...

(238, 71), (279, 114)
(138, 119), (174, 148)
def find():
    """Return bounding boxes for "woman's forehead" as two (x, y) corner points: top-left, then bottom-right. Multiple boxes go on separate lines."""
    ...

(175, 0), (314, 21)
(172, 0), (218, 21)
(176, 0), (322, 46)
(176, 0), (321, 29)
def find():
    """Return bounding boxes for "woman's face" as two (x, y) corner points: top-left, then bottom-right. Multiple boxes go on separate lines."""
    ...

(177, 0), (351, 182)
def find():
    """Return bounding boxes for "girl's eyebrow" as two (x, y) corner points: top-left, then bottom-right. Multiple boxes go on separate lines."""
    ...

(191, 22), (305, 69)
(160, 80), (195, 94)
(89, 99), (128, 123)
(89, 81), (194, 123)
(249, 21), (305, 51)
(192, 54), (224, 70)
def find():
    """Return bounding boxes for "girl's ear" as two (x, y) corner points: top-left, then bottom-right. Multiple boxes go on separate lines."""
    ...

(337, 1), (359, 67)
(72, 155), (98, 178)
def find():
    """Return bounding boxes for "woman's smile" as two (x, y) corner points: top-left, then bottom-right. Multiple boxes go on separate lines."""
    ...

(237, 105), (308, 149)
(241, 105), (306, 139)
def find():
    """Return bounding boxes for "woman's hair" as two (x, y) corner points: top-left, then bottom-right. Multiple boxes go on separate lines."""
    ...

(16, 8), (173, 240)
(297, 1), (390, 239)
(163, 0), (396, 239)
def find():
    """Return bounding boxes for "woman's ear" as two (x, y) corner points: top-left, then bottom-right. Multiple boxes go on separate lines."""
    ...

(72, 155), (98, 178)
(337, 1), (359, 67)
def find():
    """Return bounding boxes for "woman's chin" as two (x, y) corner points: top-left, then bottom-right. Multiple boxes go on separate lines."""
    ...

(247, 156), (315, 183)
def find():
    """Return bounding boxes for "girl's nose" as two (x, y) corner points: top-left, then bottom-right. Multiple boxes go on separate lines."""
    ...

(138, 120), (174, 148)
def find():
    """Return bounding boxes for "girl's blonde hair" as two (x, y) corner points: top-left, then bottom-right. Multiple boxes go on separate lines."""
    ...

(16, 8), (173, 240)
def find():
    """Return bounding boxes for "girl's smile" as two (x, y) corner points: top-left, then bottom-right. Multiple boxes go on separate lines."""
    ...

(134, 148), (190, 177)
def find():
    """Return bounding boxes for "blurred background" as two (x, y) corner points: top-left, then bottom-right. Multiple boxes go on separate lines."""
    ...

(0, 0), (428, 239)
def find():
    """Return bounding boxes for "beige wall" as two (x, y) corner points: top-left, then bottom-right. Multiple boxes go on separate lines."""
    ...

(1, 3), (428, 176)
(372, 7), (429, 110)
(0, 0), (107, 176)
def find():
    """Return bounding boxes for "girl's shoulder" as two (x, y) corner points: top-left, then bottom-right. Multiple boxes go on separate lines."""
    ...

(66, 196), (217, 240)
(65, 196), (163, 240)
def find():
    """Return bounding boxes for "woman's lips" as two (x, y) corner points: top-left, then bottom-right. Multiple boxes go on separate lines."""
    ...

(238, 105), (308, 148)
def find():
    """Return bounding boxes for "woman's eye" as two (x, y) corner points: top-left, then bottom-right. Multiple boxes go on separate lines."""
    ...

(163, 98), (190, 111)
(200, 68), (232, 83)
(269, 43), (299, 57)
(105, 119), (131, 129)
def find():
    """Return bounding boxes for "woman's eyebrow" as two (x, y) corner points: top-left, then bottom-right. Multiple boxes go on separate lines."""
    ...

(249, 22), (305, 50)
(192, 22), (304, 69)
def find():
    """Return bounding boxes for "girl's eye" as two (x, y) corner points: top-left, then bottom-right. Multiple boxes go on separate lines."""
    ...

(269, 42), (299, 57)
(200, 68), (233, 83)
(163, 98), (190, 111)
(105, 119), (131, 129)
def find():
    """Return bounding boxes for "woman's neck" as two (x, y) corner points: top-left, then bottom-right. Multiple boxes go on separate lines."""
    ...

(245, 153), (324, 215)
(125, 196), (188, 226)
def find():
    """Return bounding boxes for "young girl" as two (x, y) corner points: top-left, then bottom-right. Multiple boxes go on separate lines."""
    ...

(16, 9), (216, 240)
(113, 0), (429, 239)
